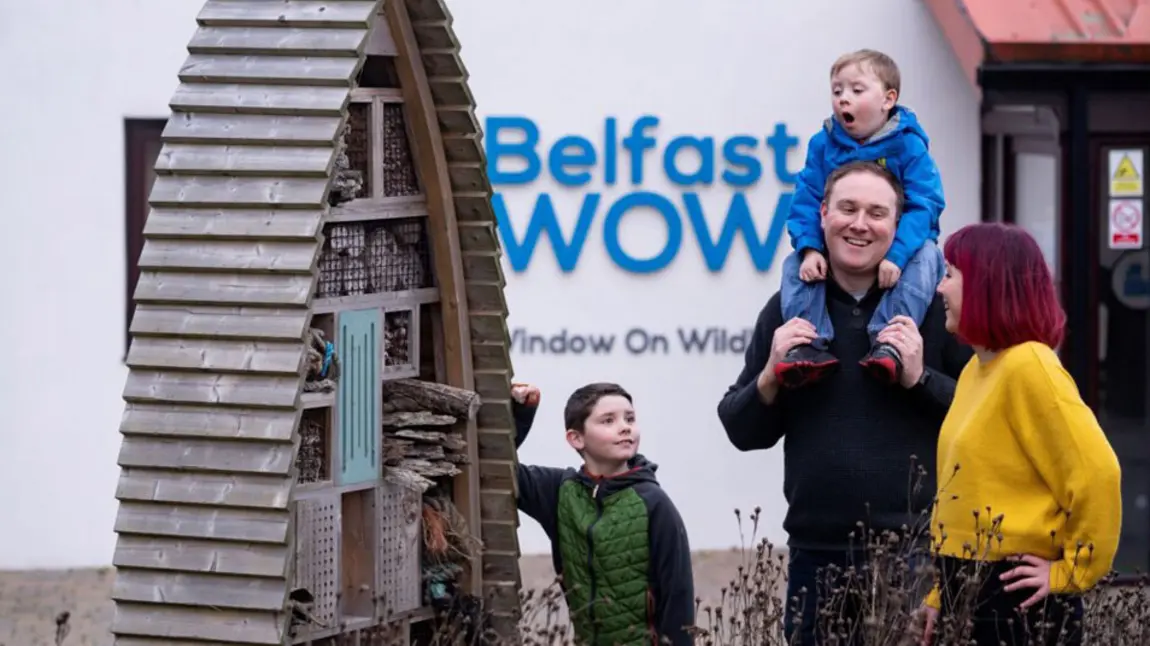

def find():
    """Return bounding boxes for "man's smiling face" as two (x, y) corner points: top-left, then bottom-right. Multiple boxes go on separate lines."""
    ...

(820, 169), (899, 276)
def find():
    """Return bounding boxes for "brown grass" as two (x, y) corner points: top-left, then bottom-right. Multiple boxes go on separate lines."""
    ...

(0, 552), (744, 646)
(500, 507), (1150, 646)
(3, 497), (1146, 646)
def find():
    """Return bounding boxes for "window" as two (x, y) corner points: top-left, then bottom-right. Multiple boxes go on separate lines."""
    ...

(123, 118), (166, 356)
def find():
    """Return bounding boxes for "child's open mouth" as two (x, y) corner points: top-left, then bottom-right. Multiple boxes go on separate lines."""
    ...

(842, 112), (856, 125)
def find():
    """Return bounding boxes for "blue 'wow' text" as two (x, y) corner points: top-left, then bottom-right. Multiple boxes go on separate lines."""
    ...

(485, 115), (804, 273)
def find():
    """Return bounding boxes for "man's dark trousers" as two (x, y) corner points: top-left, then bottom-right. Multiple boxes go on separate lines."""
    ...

(785, 548), (930, 645)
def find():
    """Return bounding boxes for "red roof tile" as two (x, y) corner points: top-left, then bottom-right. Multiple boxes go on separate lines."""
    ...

(926, 0), (1150, 86)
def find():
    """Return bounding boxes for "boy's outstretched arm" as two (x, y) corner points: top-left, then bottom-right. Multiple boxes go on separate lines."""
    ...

(785, 132), (830, 255)
(649, 493), (696, 645)
(511, 383), (539, 449)
(510, 386), (564, 537)
(516, 462), (565, 539)
(885, 145), (945, 270)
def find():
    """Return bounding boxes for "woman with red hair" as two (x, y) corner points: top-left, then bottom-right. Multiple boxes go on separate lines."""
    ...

(919, 223), (1122, 646)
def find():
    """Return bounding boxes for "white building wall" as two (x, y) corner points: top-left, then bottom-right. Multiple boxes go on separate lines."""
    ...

(0, 0), (207, 569)
(0, 0), (980, 568)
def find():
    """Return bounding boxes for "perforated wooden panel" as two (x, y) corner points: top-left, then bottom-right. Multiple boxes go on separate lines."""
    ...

(295, 496), (341, 628)
(375, 481), (422, 614)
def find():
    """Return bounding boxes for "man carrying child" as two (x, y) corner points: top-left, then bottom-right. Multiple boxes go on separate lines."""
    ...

(775, 49), (948, 389)
(719, 159), (970, 644)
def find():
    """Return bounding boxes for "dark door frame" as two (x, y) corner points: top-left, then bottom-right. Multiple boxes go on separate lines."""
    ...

(978, 64), (1150, 395)
(1083, 133), (1150, 403)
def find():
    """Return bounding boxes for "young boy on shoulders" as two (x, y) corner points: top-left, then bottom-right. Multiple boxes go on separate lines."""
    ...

(509, 382), (696, 646)
(776, 48), (947, 388)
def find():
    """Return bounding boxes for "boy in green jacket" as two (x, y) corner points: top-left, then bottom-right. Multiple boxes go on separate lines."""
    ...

(511, 382), (696, 646)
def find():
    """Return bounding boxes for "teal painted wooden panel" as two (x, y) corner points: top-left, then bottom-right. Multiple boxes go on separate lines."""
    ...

(337, 308), (381, 485)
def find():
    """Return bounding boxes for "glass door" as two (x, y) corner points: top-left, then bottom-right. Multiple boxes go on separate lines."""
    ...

(1094, 138), (1150, 576)
(984, 110), (1148, 575)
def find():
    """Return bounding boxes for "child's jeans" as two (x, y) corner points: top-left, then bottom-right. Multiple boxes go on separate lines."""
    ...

(780, 241), (945, 350)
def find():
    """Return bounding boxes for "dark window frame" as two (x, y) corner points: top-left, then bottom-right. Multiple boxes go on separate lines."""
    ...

(124, 118), (167, 358)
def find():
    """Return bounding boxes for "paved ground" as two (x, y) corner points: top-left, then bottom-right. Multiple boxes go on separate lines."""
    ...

(0, 550), (758, 646)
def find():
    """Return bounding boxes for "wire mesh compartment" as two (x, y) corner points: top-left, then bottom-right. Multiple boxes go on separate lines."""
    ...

(346, 102), (372, 196)
(316, 219), (432, 298)
(383, 308), (418, 377)
(294, 496), (341, 631)
(382, 104), (420, 197)
(376, 481), (422, 615)
(296, 410), (329, 484)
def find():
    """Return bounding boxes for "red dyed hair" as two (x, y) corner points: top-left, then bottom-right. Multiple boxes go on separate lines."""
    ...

(943, 222), (1066, 350)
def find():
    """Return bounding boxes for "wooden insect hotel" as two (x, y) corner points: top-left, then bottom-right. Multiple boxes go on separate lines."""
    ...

(110, 1), (524, 644)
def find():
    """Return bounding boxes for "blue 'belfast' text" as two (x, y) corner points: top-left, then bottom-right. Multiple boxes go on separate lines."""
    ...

(485, 115), (803, 273)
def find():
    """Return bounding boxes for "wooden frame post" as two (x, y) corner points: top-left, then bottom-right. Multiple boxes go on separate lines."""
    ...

(384, 0), (483, 596)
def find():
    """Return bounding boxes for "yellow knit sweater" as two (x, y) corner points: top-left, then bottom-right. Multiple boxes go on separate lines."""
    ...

(924, 341), (1122, 609)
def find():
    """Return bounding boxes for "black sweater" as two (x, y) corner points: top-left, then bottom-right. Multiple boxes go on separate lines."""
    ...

(717, 280), (972, 551)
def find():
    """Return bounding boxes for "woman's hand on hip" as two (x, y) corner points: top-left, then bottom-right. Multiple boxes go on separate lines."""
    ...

(916, 604), (939, 646)
(1000, 554), (1053, 610)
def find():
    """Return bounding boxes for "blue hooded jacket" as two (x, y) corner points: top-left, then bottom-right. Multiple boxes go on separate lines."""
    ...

(786, 105), (945, 270)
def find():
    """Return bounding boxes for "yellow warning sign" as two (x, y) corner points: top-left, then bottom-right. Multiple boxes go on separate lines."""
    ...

(1115, 156), (1138, 179)
(1109, 149), (1144, 197)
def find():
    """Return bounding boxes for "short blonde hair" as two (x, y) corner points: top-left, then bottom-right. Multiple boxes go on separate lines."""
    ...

(830, 49), (901, 97)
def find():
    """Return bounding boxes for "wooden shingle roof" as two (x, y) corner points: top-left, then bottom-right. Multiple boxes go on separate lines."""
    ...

(111, 0), (524, 644)
(114, 2), (379, 644)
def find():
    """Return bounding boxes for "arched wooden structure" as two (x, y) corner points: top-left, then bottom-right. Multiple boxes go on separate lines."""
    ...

(111, 1), (522, 644)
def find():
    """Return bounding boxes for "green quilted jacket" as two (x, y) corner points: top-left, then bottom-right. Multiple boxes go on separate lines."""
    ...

(513, 404), (695, 645)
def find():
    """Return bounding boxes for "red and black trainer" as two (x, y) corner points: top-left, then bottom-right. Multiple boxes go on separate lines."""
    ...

(774, 345), (840, 389)
(860, 343), (904, 385)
